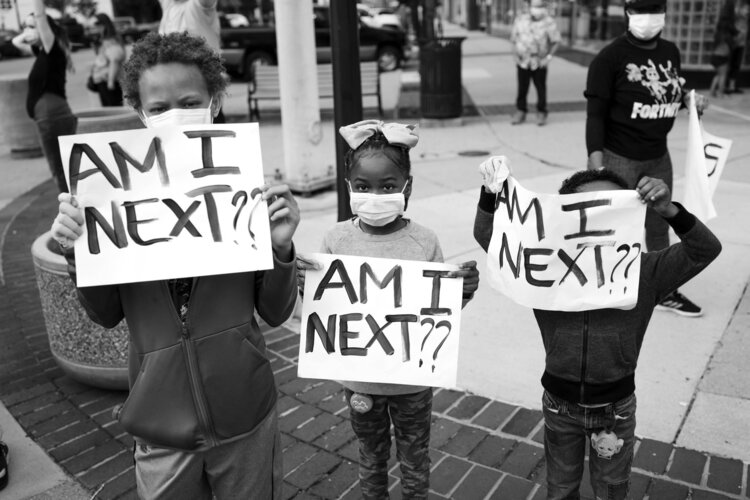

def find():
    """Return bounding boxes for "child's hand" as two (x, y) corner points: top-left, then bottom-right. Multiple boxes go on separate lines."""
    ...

(51, 193), (84, 249)
(296, 254), (323, 296)
(635, 176), (678, 218)
(447, 261), (479, 304)
(262, 184), (300, 262)
(478, 156), (511, 193)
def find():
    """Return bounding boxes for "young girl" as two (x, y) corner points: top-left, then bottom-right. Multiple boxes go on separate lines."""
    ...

(51, 32), (299, 499)
(309, 120), (479, 498)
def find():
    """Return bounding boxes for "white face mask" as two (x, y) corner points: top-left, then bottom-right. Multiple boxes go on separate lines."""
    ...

(628, 13), (665, 40)
(348, 181), (408, 227)
(529, 7), (547, 18)
(141, 100), (214, 128)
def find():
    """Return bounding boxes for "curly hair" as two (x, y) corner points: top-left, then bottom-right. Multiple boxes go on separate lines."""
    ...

(344, 133), (412, 177)
(559, 169), (630, 194)
(121, 32), (227, 109)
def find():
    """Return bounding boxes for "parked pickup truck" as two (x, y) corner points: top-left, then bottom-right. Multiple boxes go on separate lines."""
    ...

(221, 6), (409, 80)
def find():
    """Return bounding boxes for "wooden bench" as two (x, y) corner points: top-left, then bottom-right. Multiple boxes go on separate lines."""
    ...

(247, 62), (383, 121)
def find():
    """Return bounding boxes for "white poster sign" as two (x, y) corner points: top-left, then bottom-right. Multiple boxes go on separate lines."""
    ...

(486, 174), (646, 311)
(59, 124), (272, 286)
(682, 91), (732, 222)
(298, 253), (464, 388)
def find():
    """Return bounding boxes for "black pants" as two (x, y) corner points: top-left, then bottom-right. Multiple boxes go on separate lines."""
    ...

(33, 93), (78, 193)
(92, 81), (124, 107)
(516, 65), (548, 113)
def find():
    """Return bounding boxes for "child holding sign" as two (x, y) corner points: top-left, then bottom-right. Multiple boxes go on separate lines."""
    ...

(474, 159), (721, 500)
(300, 120), (479, 498)
(51, 33), (299, 499)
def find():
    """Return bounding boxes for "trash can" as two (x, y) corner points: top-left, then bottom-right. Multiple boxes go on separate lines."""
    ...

(419, 37), (465, 119)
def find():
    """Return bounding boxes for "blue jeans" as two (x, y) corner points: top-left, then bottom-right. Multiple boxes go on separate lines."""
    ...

(542, 391), (637, 500)
(602, 149), (672, 252)
(345, 388), (432, 500)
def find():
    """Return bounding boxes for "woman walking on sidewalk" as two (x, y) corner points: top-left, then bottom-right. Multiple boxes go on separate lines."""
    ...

(12, 0), (77, 193)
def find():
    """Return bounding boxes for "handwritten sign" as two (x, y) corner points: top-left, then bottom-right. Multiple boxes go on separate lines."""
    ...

(298, 253), (464, 388)
(486, 174), (646, 311)
(682, 91), (732, 222)
(59, 124), (272, 286)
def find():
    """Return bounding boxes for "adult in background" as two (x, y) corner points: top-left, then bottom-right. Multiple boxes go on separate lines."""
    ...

(709, 4), (736, 98)
(584, 0), (709, 317)
(510, 0), (561, 126)
(721, 0), (749, 94)
(158, 0), (227, 122)
(87, 13), (126, 106)
(11, 0), (77, 193)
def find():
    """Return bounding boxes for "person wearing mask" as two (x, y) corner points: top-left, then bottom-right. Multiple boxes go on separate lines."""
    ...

(510, 0), (561, 126)
(158, 0), (227, 122)
(12, 0), (77, 193)
(583, 0), (709, 317)
(51, 32), (300, 498)
(87, 13), (126, 106)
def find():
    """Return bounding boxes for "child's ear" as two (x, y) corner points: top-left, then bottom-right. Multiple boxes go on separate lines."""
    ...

(404, 175), (414, 199)
(211, 94), (225, 118)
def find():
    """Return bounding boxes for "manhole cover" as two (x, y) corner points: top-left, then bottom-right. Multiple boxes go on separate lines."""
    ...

(457, 150), (490, 157)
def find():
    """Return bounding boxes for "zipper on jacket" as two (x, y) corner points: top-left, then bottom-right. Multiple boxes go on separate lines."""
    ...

(178, 279), (220, 448)
(579, 311), (589, 403)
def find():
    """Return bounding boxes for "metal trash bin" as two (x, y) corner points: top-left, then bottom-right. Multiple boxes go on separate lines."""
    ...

(419, 37), (465, 119)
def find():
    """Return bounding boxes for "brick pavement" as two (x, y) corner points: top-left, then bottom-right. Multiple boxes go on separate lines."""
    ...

(1, 181), (748, 499)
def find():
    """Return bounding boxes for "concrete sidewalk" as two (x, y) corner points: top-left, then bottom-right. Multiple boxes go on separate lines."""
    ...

(0, 21), (749, 500)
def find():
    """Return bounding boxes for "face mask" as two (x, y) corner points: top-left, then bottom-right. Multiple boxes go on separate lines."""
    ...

(628, 13), (665, 40)
(23, 27), (39, 45)
(141, 99), (213, 128)
(530, 7), (547, 18)
(348, 181), (408, 227)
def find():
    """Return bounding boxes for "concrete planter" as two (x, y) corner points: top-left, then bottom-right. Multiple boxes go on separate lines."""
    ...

(0, 73), (43, 158)
(32, 234), (130, 391)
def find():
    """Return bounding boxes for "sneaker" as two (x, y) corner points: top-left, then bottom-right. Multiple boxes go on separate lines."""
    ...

(537, 112), (548, 126)
(0, 441), (8, 491)
(511, 111), (526, 125)
(656, 291), (703, 317)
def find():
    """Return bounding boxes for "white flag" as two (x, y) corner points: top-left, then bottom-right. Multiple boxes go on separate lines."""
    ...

(682, 90), (732, 221)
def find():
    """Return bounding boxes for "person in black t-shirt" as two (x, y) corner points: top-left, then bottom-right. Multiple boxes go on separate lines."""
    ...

(584, 0), (710, 318)
(12, 0), (78, 193)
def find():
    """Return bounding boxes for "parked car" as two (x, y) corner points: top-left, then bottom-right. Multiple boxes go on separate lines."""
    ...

(357, 3), (403, 31)
(0, 29), (24, 59)
(220, 5), (408, 80)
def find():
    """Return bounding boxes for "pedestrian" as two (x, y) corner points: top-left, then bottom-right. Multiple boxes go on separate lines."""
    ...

(583, 0), (710, 316)
(50, 32), (300, 499)
(11, 0), (77, 193)
(474, 161), (722, 499)
(721, 0), (749, 94)
(708, 9), (735, 98)
(158, 0), (227, 122)
(299, 120), (479, 499)
(510, 0), (561, 126)
(86, 13), (126, 107)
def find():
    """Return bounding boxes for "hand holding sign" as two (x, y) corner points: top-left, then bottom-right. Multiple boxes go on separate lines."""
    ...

(51, 193), (84, 249)
(262, 183), (300, 261)
(635, 176), (678, 218)
(479, 156), (511, 194)
(446, 261), (479, 301)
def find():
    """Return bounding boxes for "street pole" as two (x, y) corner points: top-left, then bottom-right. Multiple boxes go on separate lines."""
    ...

(330, 0), (362, 221)
(274, 0), (328, 193)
